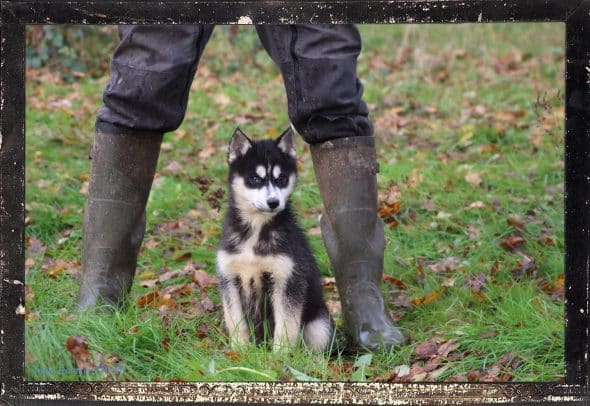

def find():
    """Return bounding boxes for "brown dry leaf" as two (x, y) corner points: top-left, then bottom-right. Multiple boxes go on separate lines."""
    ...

(427, 257), (461, 273)
(412, 290), (442, 306)
(197, 323), (209, 338)
(467, 225), (482, 239)
(441, 278), (456, 288)
(161, 337), (170, 352)
(514, 254), (538, 279)
(201, 295), (215, 313)
(466, 370), (481, 382)
(406, 169), (424, 188)
(27, 236), (45, 255)
(158, 268), (190, 283)
(500, 235), (525, 252)
(390, 310), (405, 322)
(437, 339), (460, 358)
(41, 259), (80, 279)
(137, 291), (159, 307)
(144, 239), (160, 249)
(422, 357), (442, 373)
(173, 251), (192, 262)
(467, 201), (485, 210)
(490, 260), (500, 279)
(224, 350), (243, 362)
(192, 270), (218, 288)
(465, 172), (482, 187)
(65, 336), (96, 371)
(535, 236), (554, 246)
(507, 218), (525, 231)
(378, 201), (403, 217)
(427, 365), (451, 380)
(413, 339), (439, 360)
(469, 273), (488, 294)
(479, 329), (498, 339)
(198, 142), (217, 160)
(392, 293), (412, 308)
(379, 183), (402, 205)
(163, 160), (182, 175)
(421, 200), (437, 212)
(481, 352), (520, 382)
(383, 275), (407, 289)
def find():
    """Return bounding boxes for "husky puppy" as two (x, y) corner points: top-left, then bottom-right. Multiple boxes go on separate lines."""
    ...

(216, 127), (333, 352)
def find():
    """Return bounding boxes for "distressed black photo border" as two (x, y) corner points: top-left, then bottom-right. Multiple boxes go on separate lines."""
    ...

(1, 1), (589, 404)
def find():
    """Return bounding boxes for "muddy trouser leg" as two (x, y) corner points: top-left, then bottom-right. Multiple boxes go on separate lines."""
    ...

(77, 25), (215, 309)
(255, 25), (405, 349)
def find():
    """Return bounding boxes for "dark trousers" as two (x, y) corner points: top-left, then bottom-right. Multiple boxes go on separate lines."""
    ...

(96, 25), (373, 144)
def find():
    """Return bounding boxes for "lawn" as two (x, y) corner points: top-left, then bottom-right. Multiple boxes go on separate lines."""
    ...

(25, 23), (565, 382)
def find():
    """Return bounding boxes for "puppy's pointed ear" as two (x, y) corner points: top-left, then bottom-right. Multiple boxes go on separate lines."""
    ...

(228, 128), (252, 164)
(276, 127), (296, 159)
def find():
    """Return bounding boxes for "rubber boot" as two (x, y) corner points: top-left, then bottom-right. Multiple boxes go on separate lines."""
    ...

(77, 127), (162, 310)
(310, 136), (405, 350)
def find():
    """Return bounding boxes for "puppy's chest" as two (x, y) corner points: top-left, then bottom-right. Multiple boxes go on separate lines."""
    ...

(217, 226), (293, 286)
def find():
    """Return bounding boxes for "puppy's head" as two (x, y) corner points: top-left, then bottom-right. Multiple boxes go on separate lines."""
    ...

(228, 127), (297, 218)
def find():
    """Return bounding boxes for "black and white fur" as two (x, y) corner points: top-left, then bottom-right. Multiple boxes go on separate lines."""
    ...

(216, 127), (332, 352)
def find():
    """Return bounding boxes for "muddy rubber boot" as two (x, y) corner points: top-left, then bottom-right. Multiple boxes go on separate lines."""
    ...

(310, 136), (405, 350)
(76, 127), (162, 310)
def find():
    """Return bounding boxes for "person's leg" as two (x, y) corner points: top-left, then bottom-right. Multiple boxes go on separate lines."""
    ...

(256, 24), (405, 350)
(77, 25), (214, 309)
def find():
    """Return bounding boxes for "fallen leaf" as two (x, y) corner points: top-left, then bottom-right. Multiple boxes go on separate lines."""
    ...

(161, 337), (170, 352)
(137, 291), (159, 307)
(163, 160), (182, 175)
(422, 200), (437, 212)
(383, 275), (407, 289)
(437, 339), (460, 358)
(192, 270), (218, 288)
(197, 323), (209, 338)
(441, 278), (456, 288)
(27, 236), (45, 255)
(427, 365), (451, 380)
(65, 336), (95, 371)
(500, 235), (525, 252)
(479, 329), (498, 339)
(201, 295), (215, 312)
(378, 201), (403, 217)
(466, 370), (481, 382)
(406, 169), (424, 188)
(469, 273), (488, 294)
(392, 293), (412, 308)
(465, 172), (482, 187)
(413, 339), (438, 360)
(513, 254), (537, 279)
(427, 257), (460, 273)
(507, 218), (525, 231)
(467, 201), (485, 209)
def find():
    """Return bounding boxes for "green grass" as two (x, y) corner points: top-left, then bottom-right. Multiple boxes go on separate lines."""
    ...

(25, 23), (565, 382)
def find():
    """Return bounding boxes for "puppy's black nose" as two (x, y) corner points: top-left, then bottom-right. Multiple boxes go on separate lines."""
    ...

(267, 198), (279, 209)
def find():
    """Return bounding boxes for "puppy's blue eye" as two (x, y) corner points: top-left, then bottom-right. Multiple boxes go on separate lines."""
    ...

(276, 174), (288, 187)
(249, 175), (263, 185)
